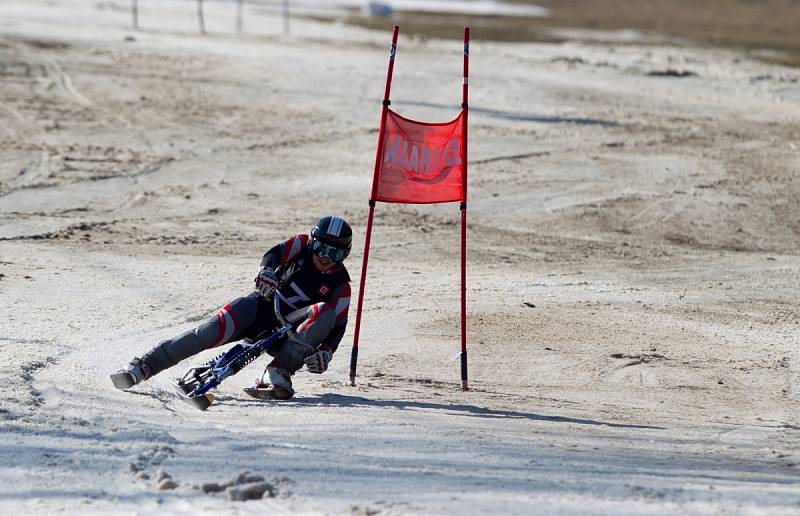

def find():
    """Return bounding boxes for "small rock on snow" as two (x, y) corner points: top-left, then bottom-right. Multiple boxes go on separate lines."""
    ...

(225, 482), (274, 501)
(199, 482), (225, 493)
(228, 471), (265, 486)
(158, 479), (179, 490)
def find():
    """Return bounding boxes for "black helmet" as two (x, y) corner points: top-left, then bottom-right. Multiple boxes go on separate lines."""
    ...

(309, 216), (352, 263)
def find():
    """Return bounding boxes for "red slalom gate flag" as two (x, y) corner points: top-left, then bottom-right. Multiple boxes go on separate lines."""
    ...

(374, 109), (465, 204)
(351, 26), (471, 392)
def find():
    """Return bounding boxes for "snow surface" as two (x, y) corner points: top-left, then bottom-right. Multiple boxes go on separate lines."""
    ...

(1, 0), (799, 515)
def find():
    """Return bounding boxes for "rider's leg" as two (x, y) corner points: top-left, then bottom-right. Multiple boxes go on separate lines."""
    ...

(117, 292), (271, 386)
(258, 302), (335, 397)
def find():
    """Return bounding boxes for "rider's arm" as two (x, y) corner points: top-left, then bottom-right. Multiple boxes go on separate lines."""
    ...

(260, 234), (310, 270)
(320, 282), (351, 353)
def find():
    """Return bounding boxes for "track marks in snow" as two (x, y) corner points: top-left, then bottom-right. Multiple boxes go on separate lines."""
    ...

(0, 141), (175, 198)
(40, 54), (93, 107)
(0, 220), (116, 242)
(605, 352), (668, 387)
(19, 360), (52, 406)
(786, 354), (800, 402)
(128, 444), (176, 475)
(1, 337), (58, 410)
(127, 445), (184, 491)
(121, 387), (180, 414)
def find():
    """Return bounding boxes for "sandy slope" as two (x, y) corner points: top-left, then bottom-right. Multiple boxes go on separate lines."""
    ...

(1, 1), (799, 514)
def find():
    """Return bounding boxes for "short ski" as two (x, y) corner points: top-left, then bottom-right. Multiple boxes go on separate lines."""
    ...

(110, 370), (137, 390)
(172, 378), (215, 410)
(243, 386), (294, 401)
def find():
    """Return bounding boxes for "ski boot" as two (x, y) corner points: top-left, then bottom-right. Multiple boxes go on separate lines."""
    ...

(110, 357), (150, 390)
(243, 366), (295, 401)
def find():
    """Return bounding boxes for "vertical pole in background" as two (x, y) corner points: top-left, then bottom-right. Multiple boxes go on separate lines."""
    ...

(460, 27), (470, 391)
(350, 25), (400, 387)
(197, 0), (206, 35)
(283, 0), (290, 36)
(236, 0), (244, 33)
(131, 0), (138, 30)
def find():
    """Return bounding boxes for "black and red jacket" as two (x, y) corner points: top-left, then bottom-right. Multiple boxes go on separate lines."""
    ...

(260, 234), (351, 353)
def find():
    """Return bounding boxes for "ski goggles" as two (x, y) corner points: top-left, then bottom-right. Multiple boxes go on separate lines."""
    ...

(311, 239), (347, 262)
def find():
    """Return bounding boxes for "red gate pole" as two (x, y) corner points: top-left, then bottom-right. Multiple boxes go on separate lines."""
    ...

(350, 25), (400, 386)
(460, 27), (470, 391)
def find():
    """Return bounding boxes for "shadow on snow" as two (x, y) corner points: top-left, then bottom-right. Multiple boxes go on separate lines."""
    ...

(252, 393), (663, 430)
